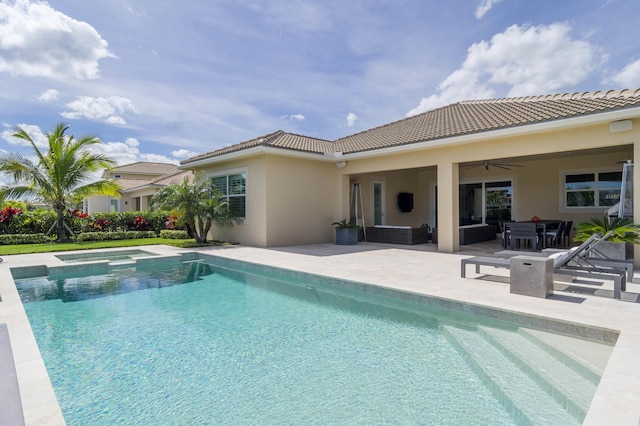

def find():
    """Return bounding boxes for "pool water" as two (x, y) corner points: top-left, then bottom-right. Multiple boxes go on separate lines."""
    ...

(16, 261), (605, 425)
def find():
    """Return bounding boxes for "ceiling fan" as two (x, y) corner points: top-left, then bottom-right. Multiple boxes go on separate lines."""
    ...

(466, 160), (525, 171)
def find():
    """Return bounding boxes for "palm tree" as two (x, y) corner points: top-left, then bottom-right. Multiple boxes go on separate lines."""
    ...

(150, 172), (234, 243)
(0, 123), (120, 242)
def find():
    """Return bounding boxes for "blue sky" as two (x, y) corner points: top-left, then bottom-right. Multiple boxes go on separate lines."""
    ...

(1, 0), (640, 175)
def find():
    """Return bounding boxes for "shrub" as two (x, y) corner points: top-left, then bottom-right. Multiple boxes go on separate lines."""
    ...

(159, 230), (189, 239)
(0, 233), (52, 245)
(10, 209), (56, 235)
(76, 231), (157, 241)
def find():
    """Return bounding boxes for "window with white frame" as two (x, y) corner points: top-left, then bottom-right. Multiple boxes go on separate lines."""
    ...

(564, 170), (622, 208)
(210, 172), (247, 219)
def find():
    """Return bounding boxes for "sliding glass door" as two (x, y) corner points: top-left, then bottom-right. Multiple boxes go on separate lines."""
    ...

(459, 180), (512, 226)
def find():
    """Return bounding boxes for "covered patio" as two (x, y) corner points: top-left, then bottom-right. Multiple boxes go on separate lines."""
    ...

(341, 142), (636, 260)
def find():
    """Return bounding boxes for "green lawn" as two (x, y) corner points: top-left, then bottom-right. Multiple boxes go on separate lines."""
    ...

(0, 238), (222, 256)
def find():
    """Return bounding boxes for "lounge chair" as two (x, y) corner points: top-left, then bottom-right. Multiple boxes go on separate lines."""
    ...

(495, 230), (634, 282)
(461, 233), (627, 299)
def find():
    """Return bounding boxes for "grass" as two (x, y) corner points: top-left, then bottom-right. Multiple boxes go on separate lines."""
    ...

(0, 238), (234, 256)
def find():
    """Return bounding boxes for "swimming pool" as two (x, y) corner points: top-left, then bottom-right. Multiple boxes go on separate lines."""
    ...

(15, 257), (613, 425)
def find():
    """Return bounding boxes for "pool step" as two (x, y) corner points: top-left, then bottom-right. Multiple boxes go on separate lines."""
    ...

(519, 328), (613, 379)
(477, 325), (598, 419)
(442, 325), (582, 425)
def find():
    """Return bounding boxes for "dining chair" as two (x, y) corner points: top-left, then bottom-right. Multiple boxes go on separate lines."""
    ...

(544, 221), (565, 248)
(561, 220), (573, 248)
(508, 222), (540, 251)
(499, 220), (512, 248)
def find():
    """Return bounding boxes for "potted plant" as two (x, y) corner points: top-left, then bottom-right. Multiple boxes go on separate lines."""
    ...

(574, 215), (640, 259)
(332, 219), (359, 245)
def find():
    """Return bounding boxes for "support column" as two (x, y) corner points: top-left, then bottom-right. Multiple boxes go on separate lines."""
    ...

(437, 160), (460, 252)
(634, 141), (640, 268)
(337, 173), (350, 221)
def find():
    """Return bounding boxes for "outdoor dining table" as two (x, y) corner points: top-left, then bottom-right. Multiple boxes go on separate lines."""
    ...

(510, 220), (561, 250)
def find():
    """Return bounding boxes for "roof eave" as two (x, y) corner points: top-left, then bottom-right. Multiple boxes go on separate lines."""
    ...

(121, 184), (164, 193)
(180, 145), (332, 169)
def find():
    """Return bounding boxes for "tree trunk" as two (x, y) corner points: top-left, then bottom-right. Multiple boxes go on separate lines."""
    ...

(186, 219), (202, 243)
(56, 207), (66, 242)
(202, 219), (212, 243)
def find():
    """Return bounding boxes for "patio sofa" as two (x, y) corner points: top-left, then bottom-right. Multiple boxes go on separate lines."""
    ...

(365, 225), (429, 245)
(431, 224), (497, 245)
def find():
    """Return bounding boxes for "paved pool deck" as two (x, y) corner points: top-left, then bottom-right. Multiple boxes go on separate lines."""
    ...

(1, 243), (639, 425)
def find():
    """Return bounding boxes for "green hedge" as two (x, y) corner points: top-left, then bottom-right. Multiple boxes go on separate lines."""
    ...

(0, 233), (52, 245)
(3, 209), (56, 235)
(0, 209), (178, 235)
(76, 231), (158, 242)
(159, 230), (189, 239)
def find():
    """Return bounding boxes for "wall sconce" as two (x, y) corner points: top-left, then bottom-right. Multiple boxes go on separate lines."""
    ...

(336, 161), (346, 168)
(124, 201), (128, 205)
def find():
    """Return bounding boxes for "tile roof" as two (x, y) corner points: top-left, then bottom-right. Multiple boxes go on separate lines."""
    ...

(111, 178), (149, 192)
(181, 89), (640, 163)
(333, 89), (640, 154)
(181, 130), (334, 165)
(109, 162), (180, 175)
(147, 170), (193, 186)
(114, 171), (194, 192)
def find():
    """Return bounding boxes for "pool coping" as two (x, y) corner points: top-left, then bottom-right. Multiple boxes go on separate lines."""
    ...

(1, 244), (639, 425)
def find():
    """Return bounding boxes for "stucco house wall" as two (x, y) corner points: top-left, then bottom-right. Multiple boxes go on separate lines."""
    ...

(264, 155), (337, 246)
(195, 155), (338, 247)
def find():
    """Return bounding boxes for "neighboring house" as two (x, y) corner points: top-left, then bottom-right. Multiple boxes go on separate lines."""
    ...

(85, 162), (193, 214)
(180, 89), (640, 257)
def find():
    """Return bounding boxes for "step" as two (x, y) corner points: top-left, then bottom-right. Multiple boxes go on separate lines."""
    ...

(478, 326), (597, 419)
(442, 325), (580, 426)
(519, 328), (613, 378)
(0, 324), (25, 426)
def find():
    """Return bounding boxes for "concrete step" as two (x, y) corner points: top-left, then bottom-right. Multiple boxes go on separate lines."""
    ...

(519, 327), (613, 378)
(478, 325), (597, 420)
(442, 324), (581, 426)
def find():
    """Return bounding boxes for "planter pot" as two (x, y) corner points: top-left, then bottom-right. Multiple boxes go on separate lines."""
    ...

(588, 241), (627, 260)
(335, 228), (358, 245)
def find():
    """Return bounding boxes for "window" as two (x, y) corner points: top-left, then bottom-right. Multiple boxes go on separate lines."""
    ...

(564, 171), (622, 208)
(211, 172), (247, 219)
(109, 198), (119, 212)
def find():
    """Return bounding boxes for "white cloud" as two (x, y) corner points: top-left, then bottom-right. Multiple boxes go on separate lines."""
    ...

(474, 0), (504, 19)
(86, 137), (140, 166)
(1, 123), (48, 148)
(86, 137), (178, 168)
(171, 148), (200, 159)
(283, 113), (305, 121)
(37, 89), (59, 101)
(346, 112), (358, 127)
(140, 153), (179, 165)
(407, 23), (601, 116)
(610, 58), (640, 88)
(0, 0), (114, 80)
(247, 1), (331, 33)
(61, 96), (138, 125)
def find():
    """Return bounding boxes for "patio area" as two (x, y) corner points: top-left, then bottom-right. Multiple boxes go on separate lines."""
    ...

(2, 240), (640, 425)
